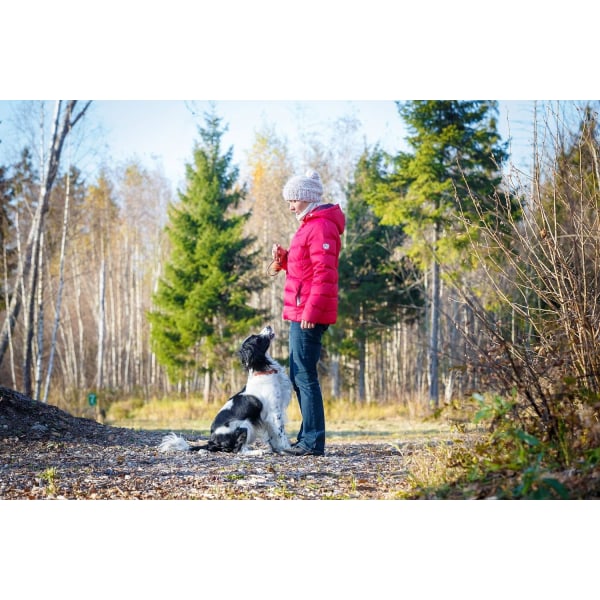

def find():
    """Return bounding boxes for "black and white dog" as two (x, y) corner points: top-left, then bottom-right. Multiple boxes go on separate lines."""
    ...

(159, 325), (292, 455)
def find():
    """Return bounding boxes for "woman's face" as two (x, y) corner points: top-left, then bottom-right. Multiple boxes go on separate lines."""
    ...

(287, 199), (311, 216)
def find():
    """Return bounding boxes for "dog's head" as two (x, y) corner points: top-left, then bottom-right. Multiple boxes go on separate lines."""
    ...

(238, 325), (275, 372)
(207, 426), (248, 453)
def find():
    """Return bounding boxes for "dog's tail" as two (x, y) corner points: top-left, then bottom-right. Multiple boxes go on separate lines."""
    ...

(159, 432), (209, 453)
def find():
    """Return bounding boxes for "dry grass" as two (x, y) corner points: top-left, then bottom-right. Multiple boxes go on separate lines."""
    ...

(104, 395), (459, 444)
(100, 396), (487, 498)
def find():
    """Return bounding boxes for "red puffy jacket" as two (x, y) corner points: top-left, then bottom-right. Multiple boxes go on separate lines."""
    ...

(278, 203), (345, 325)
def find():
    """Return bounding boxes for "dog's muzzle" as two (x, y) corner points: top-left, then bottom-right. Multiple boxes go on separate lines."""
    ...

(260, 325), (275, 340)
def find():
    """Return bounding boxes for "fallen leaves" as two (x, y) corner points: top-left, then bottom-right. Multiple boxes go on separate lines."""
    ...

(0, 389), (426, 499)
(0, 431), (417, 500)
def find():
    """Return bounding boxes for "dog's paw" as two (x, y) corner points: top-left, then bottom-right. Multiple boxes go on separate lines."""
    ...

(269, 443), (291, 454)
(269, 437), (291, 454)
(239, 447), (265, 456)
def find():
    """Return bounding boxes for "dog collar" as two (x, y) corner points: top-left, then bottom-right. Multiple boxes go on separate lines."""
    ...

(252, 369), (277, 376)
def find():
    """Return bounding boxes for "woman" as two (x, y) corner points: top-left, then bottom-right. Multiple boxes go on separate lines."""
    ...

(272, 170), (345, 456)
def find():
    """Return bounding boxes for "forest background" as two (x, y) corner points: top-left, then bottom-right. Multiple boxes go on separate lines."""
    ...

(0, 98), (536, 413)
(2, 99), (598, 423)
(2, 2), (598, 599)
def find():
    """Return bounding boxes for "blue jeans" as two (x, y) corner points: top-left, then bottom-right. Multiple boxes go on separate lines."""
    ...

(288, 321), (328, 453)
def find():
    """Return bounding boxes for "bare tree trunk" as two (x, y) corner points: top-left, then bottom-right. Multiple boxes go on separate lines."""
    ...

(203, 366), (211, 402)
(22, 231), (40, 396)
(43, 162), (72, 403)
(0, 100), (92, 372)
(135, 247), (144, 394)
(149, 253), (163, 393)
(95, 257), (106, 419)
(330, 354), (340, 399)
(32, 105), (47, 401)
(74, 252), (86, 389)
(96, 258), (106, 387)
(124, 242), (135, 392)
(357, 340), (366, 402)
(107, 252), (118, 389)
(33, 230), (45, 401)
(365, 335), (372, 403)
(60, 302), (78, 390)
(2, 245), (17, 388)
(428, 224), (441, 408)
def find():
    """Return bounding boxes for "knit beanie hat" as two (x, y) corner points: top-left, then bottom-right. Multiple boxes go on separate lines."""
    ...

(283, 170), (323, 203)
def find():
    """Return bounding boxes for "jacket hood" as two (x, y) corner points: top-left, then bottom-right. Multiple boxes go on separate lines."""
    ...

(304, 203), (345, 235)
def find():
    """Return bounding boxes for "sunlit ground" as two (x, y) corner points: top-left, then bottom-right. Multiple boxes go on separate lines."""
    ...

(102, 396), (473, 443)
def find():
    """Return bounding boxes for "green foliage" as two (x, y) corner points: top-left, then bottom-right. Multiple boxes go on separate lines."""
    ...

(472, 391), (516, 425)
(148, 108), (263, 381)
(397, 381), (600, 498)
(3, 147), (38, 254)
(0, 165), (14, 237)
(38, 467), (59, 496)
(367, 101), (511, 271)
(463, 393), (575, 498)
(337, 146), (424, 356)
(395, 104), (600, 497)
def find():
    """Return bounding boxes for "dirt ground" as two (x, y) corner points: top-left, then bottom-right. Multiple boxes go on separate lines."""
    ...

(1, 386), (429, 500)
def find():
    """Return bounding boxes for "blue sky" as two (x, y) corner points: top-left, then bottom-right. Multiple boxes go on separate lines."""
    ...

(87, 100), (415, 190)
(0, 100), (537, 195)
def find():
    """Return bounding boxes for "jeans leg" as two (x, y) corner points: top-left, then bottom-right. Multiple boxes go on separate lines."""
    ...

(288, 321), (327, 453)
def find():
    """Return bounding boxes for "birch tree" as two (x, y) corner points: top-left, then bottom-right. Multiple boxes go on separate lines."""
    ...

(42, 164), (73, 403)
(243, 125), (295, 357)
(0, 100), (91, 397)
(115, 161), (171, 395)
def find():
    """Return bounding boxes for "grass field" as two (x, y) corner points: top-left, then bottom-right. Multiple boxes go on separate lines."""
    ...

(104, 396), (461, 443)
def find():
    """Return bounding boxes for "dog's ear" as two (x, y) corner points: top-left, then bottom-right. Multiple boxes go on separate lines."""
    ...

(238, 344), (252, 370)
(232, 427), (248, 452)
(206, 438), (221, 452)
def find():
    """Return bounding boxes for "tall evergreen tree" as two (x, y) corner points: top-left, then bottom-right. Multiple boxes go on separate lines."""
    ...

(369, 101), (509, 407)
(337, 146), (424, 400)
(148, 109), (262, 388)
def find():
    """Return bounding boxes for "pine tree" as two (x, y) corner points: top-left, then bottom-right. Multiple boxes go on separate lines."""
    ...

(148, 109), (263, 389)
(337, 146), (424, 401)
(369, 101), (509, 407)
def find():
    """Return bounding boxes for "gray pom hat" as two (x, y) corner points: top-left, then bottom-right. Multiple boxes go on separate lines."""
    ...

(283, 170), (323, 202)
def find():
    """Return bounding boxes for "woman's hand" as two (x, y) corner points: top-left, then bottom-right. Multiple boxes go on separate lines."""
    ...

(272, 243), (286, 262)
(270, 243), (287, 273)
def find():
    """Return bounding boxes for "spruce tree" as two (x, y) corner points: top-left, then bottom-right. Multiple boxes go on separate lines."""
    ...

(369, 101), (510, 407)
(371, 101), (509, 264)
(337, 146), (424, 400)
(148, 109), (262, 386)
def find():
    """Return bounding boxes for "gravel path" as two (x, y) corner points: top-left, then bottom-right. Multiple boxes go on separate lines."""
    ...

(1, 386), (424, 500)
